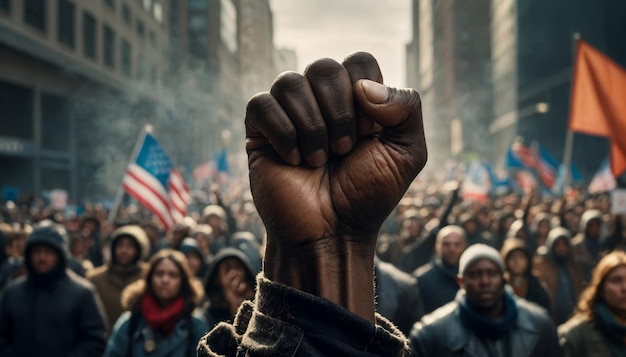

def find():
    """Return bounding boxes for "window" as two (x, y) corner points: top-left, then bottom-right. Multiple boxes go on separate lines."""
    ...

(122, 4), (131, 25)
(83, 12), (97, 59)
(188, 0), (207, 10)
(42, 93), (70, 151)
(0, 81), (34, 139)
(149, 30), (156, 48)
(121, 39), (132, 77)
(58, 0), (75, 49)
(104, 25), (115, 68)
(24, 0), (46, 32)
(105, 0), (115, 10)
(0, 0), (10, 12)
(137, 53), (145, 80)
(136, 20), (145, 37)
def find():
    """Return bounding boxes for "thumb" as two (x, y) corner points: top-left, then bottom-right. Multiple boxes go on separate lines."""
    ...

(354, 79), (427, 160)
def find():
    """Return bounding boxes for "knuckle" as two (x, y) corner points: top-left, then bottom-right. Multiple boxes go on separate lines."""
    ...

(271, 71), (307, 93)
(246, 92), (276, 115)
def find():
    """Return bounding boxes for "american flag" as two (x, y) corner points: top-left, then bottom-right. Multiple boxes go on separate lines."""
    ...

(122, 133), (191, 230)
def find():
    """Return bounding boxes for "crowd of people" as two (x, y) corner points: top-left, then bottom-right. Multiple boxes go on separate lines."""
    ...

(1, 52), (626, 357)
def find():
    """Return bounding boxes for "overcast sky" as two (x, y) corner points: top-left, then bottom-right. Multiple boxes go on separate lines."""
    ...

(270, 0), (413, 87)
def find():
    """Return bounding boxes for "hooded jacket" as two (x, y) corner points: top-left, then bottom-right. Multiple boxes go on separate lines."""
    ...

(0, 226), (108, 357)
(501, 238), (551, 312)
(533, 227), (583, 324)
(88, 225), (149, 333)
(204, 246), (259, 329)
(571, 209), (623, 283)
(415, 258), (460, 315)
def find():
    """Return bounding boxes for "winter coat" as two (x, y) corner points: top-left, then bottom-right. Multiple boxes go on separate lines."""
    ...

(409, 291), (562, 357)
(375, 258), (423, 334)
(533, 228), (584, 323)
(558, 317), (623, 357)
(88, 225), (150, 332)
(197, 274), (408, 357)
(415, 259), (460, 314)
(104, 310), (208, 357)
(0, 226), (107, 357)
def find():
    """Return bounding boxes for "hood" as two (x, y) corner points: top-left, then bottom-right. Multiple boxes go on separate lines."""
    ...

(110, 225), (150, 264)
(24, 224), (69, 275)
(544, 227), (572, 257)
(204, 247), (258, 292)
(500, 238), (531, 275)
(230, 231), (263, 273)
(179, 237), (207, 263)
(579, 209), (603, 235)
(530, 212), (551, 232)
(457, 213), (477, 227)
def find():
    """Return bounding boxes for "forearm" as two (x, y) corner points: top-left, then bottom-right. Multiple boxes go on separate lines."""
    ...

(263, 234), (377, 323)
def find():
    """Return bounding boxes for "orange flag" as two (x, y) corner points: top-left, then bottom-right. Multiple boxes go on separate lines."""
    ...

(569, 39), (626, 176)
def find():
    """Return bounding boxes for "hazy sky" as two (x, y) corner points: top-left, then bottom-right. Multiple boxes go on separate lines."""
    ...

(270, 0), (412, 87)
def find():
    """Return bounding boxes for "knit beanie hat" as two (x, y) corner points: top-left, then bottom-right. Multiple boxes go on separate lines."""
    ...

(458, 244), (504, 277)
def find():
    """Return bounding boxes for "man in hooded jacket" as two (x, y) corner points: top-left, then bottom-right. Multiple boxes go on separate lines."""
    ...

(571, 209), (623, 283)
(0, 225), (107, 357)
(88, 225), (149, 332)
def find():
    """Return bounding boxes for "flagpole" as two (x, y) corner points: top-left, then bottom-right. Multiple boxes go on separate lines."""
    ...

(562, 32), (581, 189)
(107, 124), (153, 223)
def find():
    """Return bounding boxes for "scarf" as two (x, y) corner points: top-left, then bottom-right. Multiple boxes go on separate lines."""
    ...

(595, 302), (626, 346)
(141, 294), (184, 336)
(435, 258), (459, 281)
(458, 289), (518, 340)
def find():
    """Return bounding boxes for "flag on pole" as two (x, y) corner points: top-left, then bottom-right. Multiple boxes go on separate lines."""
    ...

(122, 133), (191, 230)
(462, 160), (492, 202)
(589, 159), (617, 193)
(569, 39), (626, 176)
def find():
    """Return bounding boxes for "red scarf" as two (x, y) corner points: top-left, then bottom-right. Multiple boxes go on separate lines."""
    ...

(141, 294), (185, 336)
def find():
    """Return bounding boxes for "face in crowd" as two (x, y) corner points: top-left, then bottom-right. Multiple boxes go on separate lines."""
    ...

(436, 226), (467, 267)
(461, 258), (505, 312)
(30, 244), (59, 274)
(602, 265), (626, 314)
(114, 236), (138, 266)
(506, 250), (529, 276)
(151, 257), (183, 304)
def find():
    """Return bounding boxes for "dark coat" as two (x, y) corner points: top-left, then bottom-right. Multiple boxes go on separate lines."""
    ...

(558, 317), (624, 357)
(415, 259), (460, 314)
(88, 225), (150, 333)
(375, 258), (423, 334)
(409, 292), (562, 357)
(0, 226), (107, 357)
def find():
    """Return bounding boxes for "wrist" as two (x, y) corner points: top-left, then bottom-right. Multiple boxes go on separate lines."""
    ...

(263, 234), (376, 323)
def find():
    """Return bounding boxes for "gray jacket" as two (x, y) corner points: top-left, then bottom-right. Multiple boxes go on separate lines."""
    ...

(409, 293), (562, 357)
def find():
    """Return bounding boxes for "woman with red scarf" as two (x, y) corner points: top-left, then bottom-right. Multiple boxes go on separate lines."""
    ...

(104, 249), (208, 357)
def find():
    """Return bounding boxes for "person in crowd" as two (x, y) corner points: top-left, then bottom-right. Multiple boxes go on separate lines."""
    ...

(190, 224), (214, 260)
(0, 225), (107, 357)
(458, 212), (493, 247)
(501, 238), (551, 312)
(198, 52), (426, 356)
(530, 212), (552, 250)
(0, 226), (26, 296)
(572, 209), (623, 283)
(493, 211), (516, 250)
(415, 225), (467, 314)
(104, 249), (207, 357)
(179, 237), (208, 279)
(395, 185), (460, 274)
(201, 205), (231, 255)
(375, 256), (424, 334)
(81, 215), (104, 267)
(382, 209), (424, 265)
(410, 244), (562, 357)
(558, 251), (626, 356)
(203, 244), (258, 329)
(165, 217), (196, 251)
(141, 221), (164, 258)
(533, 227), (584, 324)
(70, 232), (95, 274)
(88, 225), (150, 334)
(230, 231), (263, 273)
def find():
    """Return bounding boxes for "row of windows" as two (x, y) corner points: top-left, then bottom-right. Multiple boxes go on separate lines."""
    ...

(105, 0), (164, 26)
(3, 1), (160, 52)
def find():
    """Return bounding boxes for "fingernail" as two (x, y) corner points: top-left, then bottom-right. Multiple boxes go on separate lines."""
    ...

(335, 136), (353, 155)
(361, 79), (389, 104)
(287, 147), (301, 165)
(309, 149), (326, 167)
